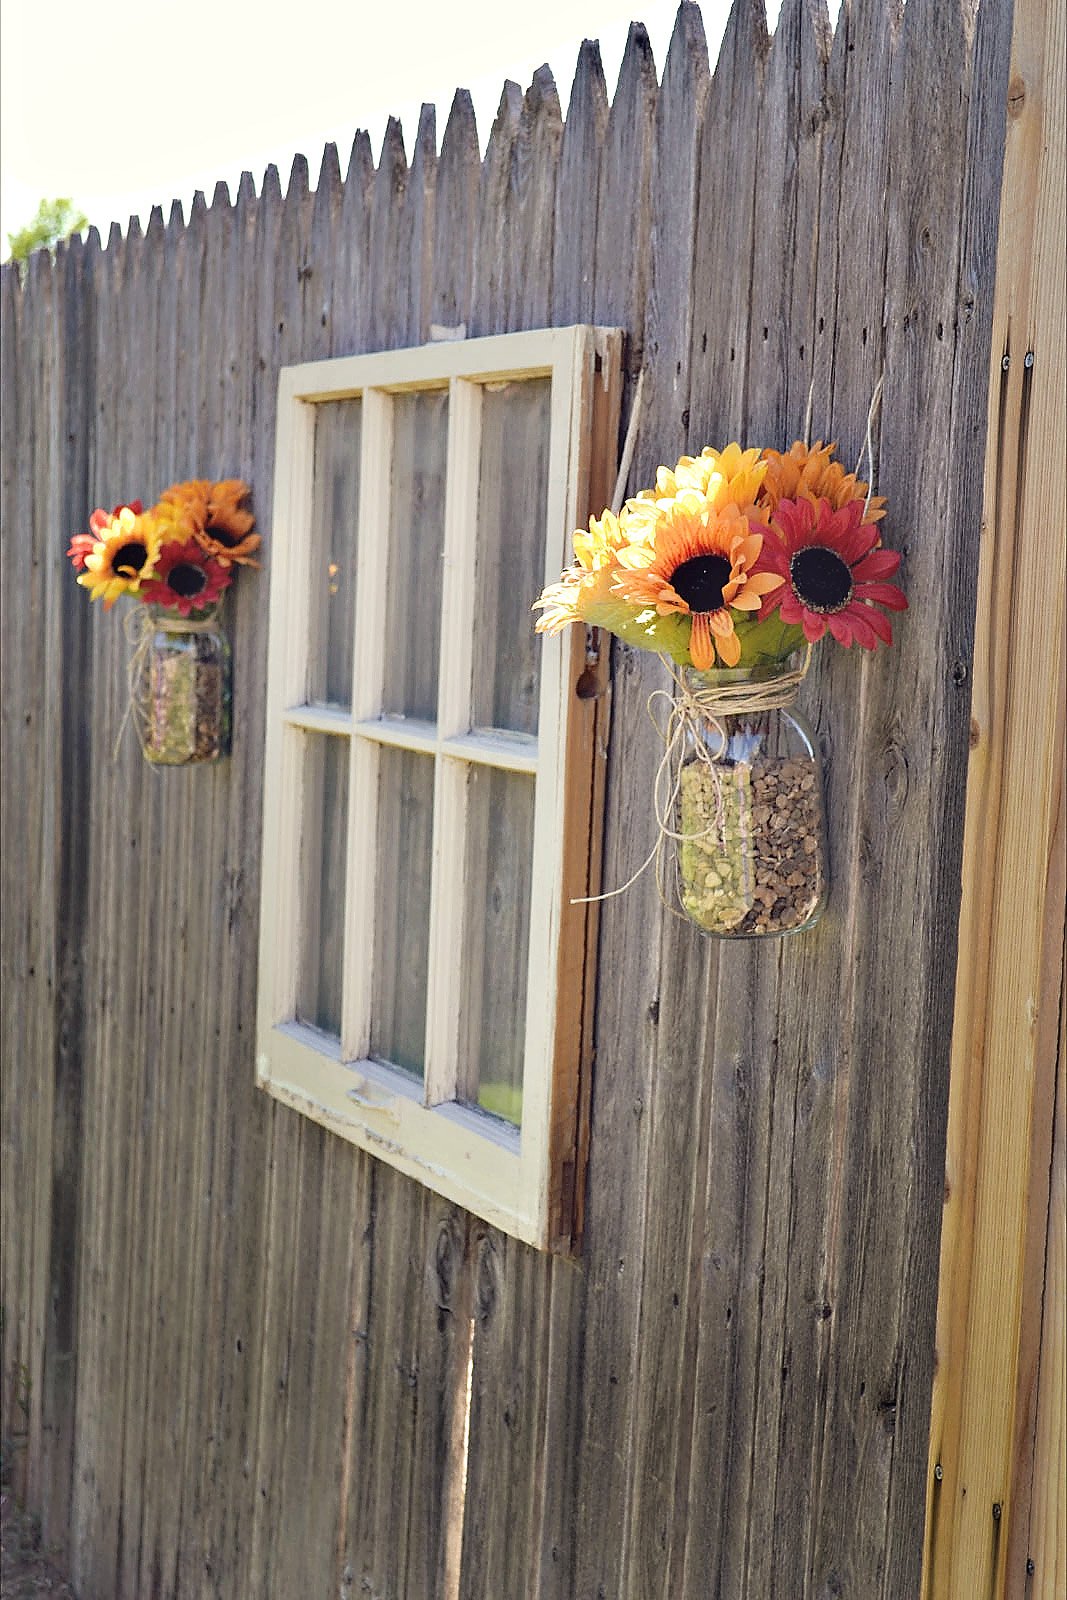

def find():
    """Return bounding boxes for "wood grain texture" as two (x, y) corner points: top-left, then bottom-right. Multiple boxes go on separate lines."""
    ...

(680, 7), (841, 1597)
(0, 2), (1028, 1594)
(922, 0), (1067, 1592)
(619, 9), (714, 1598)
(1027, 990), (1066, 1600)
(456, 60), (564, 1600)
(552, 41), (609, 327)
(809, 0), (1003, 1590)
(566, 24), (662, 1600)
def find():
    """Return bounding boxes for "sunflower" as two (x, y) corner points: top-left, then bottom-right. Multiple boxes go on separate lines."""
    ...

(157, 478), (259, 566)
(77, 507), (162, 607)
(625, 443), (769, 535)
(755, 497), (907, 648)
(614, 495), (782, 669)
(139, 538), (233, 617)
(533, 508), (629, 634)
(67, 501), (144, 571)
(759, 440), (886, 524)
(534, 507), (698, 659)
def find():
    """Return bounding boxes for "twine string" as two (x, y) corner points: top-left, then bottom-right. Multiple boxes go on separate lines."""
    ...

(855, 374), (884, 519)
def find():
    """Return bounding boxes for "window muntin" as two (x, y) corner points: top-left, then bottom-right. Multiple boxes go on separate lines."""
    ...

(257, 327), (622, 1249)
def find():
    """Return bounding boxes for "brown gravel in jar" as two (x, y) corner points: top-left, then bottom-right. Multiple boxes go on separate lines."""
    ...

(146, 637), (227, 764)
(678, 753), (824, 935)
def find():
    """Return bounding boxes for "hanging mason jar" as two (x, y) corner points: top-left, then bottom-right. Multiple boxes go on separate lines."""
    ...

(673, 655), (827, 938)
(142, 608), (231, 765)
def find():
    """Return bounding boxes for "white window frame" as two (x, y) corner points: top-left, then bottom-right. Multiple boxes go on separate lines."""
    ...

(256, 326), (623, 1251)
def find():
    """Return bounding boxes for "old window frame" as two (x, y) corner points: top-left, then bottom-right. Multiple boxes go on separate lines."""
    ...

(256, 326), (623, 1251)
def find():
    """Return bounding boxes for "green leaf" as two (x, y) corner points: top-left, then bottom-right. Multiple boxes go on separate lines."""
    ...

(731, 613), (807, 667)
(581, 597), (694, 663)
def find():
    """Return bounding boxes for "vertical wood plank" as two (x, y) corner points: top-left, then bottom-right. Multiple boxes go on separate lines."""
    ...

(551, 42), (609, 328)
(470, 82), (523, 338)
(743, 0), (831, 438)
(810, 0), (1005, 1592)
(67, 219), (141, 1600)
(0, 259), (32, 1507)
(556, 23), (659, 1600)
(456, 61), (566, 1600)
(1026, 998), (1066, 1599)
(922, 0), (1066, 1592)
(614, 9), (715, 1600)
(245, 150), (363, 1600)
(331, 108), (466, 1600)
(683, 5), (842, 1598)
(686, 0), (770, 441)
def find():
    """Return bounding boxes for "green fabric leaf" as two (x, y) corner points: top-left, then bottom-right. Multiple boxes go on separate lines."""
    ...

(731, 613), (807, 667)
(581, 597), (694, 663)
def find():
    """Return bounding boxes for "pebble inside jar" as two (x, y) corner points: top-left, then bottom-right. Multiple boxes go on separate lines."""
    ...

(676, 681), (827, 938)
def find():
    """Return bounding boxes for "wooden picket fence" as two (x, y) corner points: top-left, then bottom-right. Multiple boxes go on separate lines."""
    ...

(2, 0), (1062, 1596)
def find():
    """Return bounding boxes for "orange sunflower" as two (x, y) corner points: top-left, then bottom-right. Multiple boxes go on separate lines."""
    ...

(157, 478), (259, 566)
(614, 496), (782, 669)
(759, 440), (886, 523)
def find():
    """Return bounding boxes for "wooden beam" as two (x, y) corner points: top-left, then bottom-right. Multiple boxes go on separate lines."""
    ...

(922, 0), (1067, 1591)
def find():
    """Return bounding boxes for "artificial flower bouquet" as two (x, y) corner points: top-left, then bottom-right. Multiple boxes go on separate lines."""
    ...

(67, 479), (259, 764)
(534, 440), (906, 937)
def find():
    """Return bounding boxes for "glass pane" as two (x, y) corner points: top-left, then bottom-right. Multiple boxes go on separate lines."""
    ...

(382, 389), (449, 722)
(459, 766), (535, 1125)
(296, 733), (350, 1037)
(369, 748), (434, 1079)
(308, 399), (361, 707)
(471, 378), (551, 737)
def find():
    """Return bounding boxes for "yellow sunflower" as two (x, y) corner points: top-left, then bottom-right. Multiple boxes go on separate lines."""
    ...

(77, 507), (162, 608)
(614, 496), (782, 669)
(534, 509), (632, 634)
(759, 440), (886, 523)
(157, 478), (259, 565)
(625, 444), (769, 536)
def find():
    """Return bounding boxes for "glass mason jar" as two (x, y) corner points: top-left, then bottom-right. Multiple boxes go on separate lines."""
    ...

(143, 609), (231, 765)
(674, 659), (827, 938)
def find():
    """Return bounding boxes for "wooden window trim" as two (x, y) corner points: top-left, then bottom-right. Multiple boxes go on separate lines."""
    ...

(256, 326), (623, 1251)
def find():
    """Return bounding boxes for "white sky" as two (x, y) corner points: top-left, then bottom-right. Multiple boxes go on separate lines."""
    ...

(0, 0), (755, 259)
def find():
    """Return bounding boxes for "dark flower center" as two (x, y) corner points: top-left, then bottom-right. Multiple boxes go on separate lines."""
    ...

(206, 521), (239, 548)
(113, 541), (148, 577)
(167, 562), (208, 598)
(790, 546), (853, 612)
(671, 553), (733, 614)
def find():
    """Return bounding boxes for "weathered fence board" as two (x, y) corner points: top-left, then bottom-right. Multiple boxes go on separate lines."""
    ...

(620, 9), (715, 1598)
(0, 2), (1033, 1596)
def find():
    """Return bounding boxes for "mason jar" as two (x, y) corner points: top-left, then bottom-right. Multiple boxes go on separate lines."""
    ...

(143, 609), (231, 765)
(674, 659), (827, 937)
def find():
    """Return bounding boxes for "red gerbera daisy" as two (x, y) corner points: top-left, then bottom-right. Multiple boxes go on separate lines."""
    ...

(755, 497), (907, 649)
(139, 537), (233, 617)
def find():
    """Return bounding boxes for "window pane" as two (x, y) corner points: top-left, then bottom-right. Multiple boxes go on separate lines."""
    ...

(459, 766), (535, 1125)
(369, 748), (434, 1079)
(382, 389), (448, 722)
(309, 399), (361, 707)
(296, 733), (349, 1037)
(471, 378), (551, 737)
